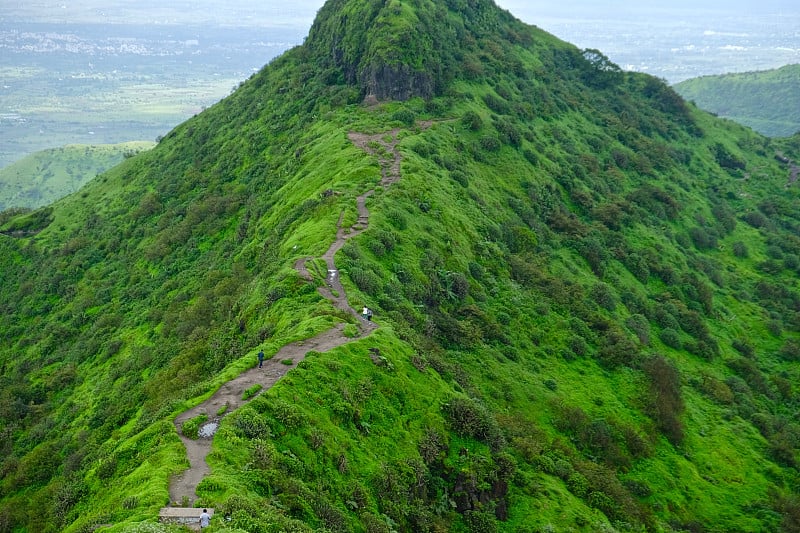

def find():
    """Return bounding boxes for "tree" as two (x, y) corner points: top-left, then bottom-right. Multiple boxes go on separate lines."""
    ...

(580, 48), (623, 88)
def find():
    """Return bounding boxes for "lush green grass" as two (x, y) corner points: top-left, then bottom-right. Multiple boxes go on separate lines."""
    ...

(1, 0), (800, 531)
(674, 63), (800, 137)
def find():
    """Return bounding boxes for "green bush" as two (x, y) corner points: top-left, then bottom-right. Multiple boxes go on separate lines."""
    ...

(391, 109), (415, 126)
(480, 135), (502, 152)
(233, 408), (271, 440)
(625, 314), (650, 344)
(732, 241), (749, 257)
(659, 328), (682, 350)
(442, 396), (505, 450)
(642, 355), (685, 445)
(243, 384), (263, 400)
(182, 414), (209, 440)
(461, 110), (484, 131)
(349, 266), (382, 295)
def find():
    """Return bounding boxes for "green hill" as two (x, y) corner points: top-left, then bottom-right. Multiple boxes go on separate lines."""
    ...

(2, 0), (800, 531)
(674, 63), (800, 138)
(0, 141), (154, 210)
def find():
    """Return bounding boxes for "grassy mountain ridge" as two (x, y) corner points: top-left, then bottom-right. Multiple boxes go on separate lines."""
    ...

(674, 63), (800, 138)
(2, 0), (800, 531)
(0, 141), (154, 211)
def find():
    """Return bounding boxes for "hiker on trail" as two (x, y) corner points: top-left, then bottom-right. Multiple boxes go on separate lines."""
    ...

(367, 308), (373, 321)
(257, 349), (265, 368)
(362, 306), (369, 321)
(199, 508), (211, 528)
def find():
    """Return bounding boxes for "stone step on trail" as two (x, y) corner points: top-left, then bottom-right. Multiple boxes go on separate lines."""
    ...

(159, 507), (214, 530)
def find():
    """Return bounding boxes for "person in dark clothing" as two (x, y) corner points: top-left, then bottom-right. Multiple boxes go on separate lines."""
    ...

(257, 349), (265, 368)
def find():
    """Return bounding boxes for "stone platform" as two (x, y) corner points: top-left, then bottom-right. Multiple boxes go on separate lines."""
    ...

(158, 507), (214, 530)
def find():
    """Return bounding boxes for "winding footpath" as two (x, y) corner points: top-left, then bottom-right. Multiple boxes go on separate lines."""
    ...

(167, 125), (423, 511)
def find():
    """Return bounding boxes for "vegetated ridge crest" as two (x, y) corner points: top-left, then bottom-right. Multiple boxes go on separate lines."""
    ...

(1, 0), (800, 531)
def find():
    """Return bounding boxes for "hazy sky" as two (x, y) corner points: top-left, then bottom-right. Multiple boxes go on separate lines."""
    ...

(5, 0), (797, 27)
(3, 0), (798, 81)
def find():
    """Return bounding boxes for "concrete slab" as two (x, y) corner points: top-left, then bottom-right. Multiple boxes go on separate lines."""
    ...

(158, 507), (214, 529)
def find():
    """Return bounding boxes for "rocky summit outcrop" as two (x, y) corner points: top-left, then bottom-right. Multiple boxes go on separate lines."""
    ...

(306, 0), (514, 101)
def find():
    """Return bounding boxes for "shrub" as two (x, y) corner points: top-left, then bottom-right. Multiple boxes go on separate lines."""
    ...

(493, 118), (522, 146)
(182, 414), (209, 440)
(451, 169), (469, 187)
(419, 427), (448, 465)
(242, 384), (263, 400)
(642, 355), (684, 445)
(567, 472), (590, 498)
(233, 408), (272, 440)
(349, 266), (382, 295)
(625, 314), (650, 344)
(732, 241), (749, 258)
(742, 211), (768, 228)
(522, 148), (538, 166)
(590, 283), (617, 311)
(726, 357), (769, 395)
(712, 203), (737, 234)
(386, 208), (408, 230)
(623, 479), (652, 498)
(461, 110), (483, 131)
(482, 93), (509, 114)
(375, 230), (397, 252)
(442, 396), (505, 450)
(391, 109), (415, 126)
(689, 226), (718, 250)
(464, 510), (498, 533)
(577, 234), (609, 276)
(568, 335), (589, 357)
(732, 338), (755, 357)
(712, 142), (745, 171)
(778, 339), (800, 361)
(700, 375), (734, 405)
(597, 327), (641, 368)
(659, 328), (682, 350)
(767, 320), (783, 337)
(480, 135), (502, 152)
(410, 141), (434, 158)
(15, 442), (61, 486)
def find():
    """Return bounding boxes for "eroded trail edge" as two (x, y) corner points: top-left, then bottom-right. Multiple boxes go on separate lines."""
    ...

(168, 125), (422, 508)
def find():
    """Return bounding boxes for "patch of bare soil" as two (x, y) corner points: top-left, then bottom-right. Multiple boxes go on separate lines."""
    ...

(167, 122), (431, 507)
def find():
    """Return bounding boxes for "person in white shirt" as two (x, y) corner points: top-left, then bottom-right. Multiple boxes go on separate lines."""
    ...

(199, 509), (211, 528)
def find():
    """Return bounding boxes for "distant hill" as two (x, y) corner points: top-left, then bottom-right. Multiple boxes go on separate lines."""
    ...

(0, 141), (154, 210)
(2, 0), (800, 531)
(674, 63), (800, 137)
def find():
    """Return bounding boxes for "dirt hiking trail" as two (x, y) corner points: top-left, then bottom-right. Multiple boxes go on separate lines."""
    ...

(168, 125), (431, 510)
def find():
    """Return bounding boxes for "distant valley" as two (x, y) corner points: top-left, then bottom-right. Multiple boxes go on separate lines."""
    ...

(0, 21), (304, 169)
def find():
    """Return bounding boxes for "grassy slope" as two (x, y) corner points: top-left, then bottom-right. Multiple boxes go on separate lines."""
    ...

(0, 141), (154, 210)
(674, 63), (800, 138)
(1, 0), (800, 531)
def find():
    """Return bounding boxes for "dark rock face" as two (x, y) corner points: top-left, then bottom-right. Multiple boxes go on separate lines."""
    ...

(362, 63), (434, 102)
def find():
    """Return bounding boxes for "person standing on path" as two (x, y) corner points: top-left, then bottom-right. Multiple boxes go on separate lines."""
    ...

(199, 509), (211, 528)
(362, 306), (369, 321)
(257, 349), (265, 368)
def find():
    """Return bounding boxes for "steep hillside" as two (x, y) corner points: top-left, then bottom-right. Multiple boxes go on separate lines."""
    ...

(0, 141), (154, 210)
(1, 0), (800, 531)
(674, 64), (800, 138)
